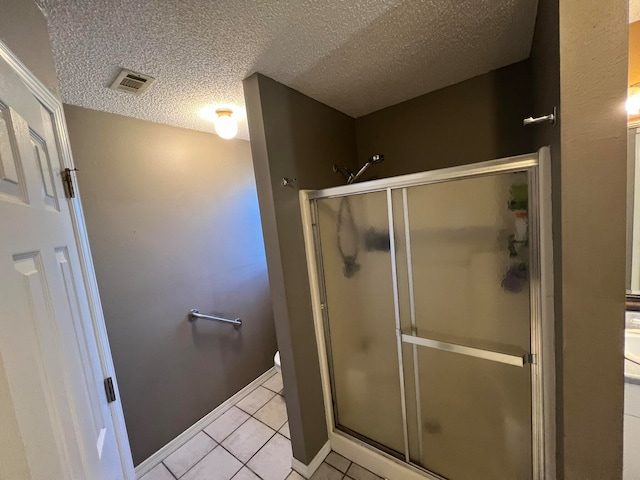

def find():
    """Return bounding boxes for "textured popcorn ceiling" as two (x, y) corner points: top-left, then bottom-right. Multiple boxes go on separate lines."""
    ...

(43, 0), (538, 140)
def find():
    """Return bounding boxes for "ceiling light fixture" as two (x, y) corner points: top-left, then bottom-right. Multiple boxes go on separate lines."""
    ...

(213, 108), (238, 139)
(628, 82), (640, 115)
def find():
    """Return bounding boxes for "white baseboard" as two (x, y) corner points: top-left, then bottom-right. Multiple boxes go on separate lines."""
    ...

(135, 367), (277, 478)
(291, 441), (331, 479)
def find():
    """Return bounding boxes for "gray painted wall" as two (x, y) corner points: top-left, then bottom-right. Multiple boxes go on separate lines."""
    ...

(355, 60), (534, 176)
(244, 65), (534, 464)
(0, 0), (60, 98)
(244, 73), (357, 464)
(557, 1), (627, 478)
(64, 105), (275, 465)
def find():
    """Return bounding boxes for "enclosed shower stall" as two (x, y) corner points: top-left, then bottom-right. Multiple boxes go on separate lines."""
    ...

(302, 150), (554, 480)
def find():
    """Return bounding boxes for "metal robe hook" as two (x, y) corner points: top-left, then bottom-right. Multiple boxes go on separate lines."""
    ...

(281, 177), (297, 187)
(523, 106), (557, 126)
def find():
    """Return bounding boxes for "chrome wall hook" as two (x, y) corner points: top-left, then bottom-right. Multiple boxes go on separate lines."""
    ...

(523, 106), (557, 126)
(282, 177), (297, 187)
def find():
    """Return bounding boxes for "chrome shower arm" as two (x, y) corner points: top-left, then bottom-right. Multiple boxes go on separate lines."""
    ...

(333, 164), (354, 183)
(333, 155), (384, 185)
(350, 162), (372, 184)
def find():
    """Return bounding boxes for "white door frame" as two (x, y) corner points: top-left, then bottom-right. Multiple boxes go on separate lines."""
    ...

(0, 39), (135, 479)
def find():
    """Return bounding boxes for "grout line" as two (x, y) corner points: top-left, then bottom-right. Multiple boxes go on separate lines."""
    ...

(250, 412), (287, 432)
(136, 368), (278, 478)
(238, 430), (278, 466)
(200, 429), (218, 443)
(159, 461), (179, 480)
(244, 463), (265, 480)
(208, 410), (252, 444)
(235, 390), (277, 416)
(221, 435), (272, 463)
(262, 386), (281, 394)
(172, 437), (222, 479)
(151, 373), (295, 480)
(188, 404), (283, 478)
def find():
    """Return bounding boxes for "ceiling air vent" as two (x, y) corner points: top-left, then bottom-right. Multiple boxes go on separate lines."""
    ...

(109, 69), (155, 95)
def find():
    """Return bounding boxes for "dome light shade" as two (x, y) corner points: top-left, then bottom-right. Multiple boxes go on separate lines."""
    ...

(213, 108), (238, 139)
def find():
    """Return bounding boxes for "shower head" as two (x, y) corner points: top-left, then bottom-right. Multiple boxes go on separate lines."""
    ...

(369, 154), (384, 165)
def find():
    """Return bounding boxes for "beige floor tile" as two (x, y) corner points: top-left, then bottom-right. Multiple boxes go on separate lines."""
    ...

(204, 406), (250, 442)
(232, 467), (261, 479)
(164, 432), (216, 478)
(346, 463), (382, 480)
(286, 471), (305, 480)
(263, 372), (284, 393)
(140, 463), (175, 480)
(222, 417), (276, 463)
(310, 463), (343, 480)
(182, 446), (243, 480)
(247, 434), (292, 480)
(324, 451), (350, 473)
(278, 422), (290, 439)
(254, 394), (288, 430)
(236, 386), (276, 415)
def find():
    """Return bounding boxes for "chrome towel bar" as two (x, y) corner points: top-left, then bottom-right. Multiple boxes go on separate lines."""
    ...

(188, 309), (242, 327)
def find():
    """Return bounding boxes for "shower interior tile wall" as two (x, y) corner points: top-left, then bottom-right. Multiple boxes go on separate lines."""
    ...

(140, 371), (382, 480)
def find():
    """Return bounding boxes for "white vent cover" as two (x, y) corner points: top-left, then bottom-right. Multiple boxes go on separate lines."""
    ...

(109, 69), (155, 95)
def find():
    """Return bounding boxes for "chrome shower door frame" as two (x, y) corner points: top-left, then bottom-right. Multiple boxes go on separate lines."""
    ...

(300, 148), (555, 480)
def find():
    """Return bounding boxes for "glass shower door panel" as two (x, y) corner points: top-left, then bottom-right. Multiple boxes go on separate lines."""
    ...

(406, 172), (531, 353)
(401, 171), (533, 477)
(315, 192), (405, 455)
(414, 348), (532, 480)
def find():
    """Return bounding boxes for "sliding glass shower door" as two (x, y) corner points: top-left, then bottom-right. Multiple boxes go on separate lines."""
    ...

(396, 173), (533, 479)
(310, 154), (547, 480)
(315, 192), (406, 454)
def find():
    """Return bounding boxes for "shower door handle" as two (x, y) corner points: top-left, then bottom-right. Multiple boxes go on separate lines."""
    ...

(401, 334), (532, 367)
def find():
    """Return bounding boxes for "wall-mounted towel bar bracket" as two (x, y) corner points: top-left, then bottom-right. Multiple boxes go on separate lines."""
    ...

(188, 309), (242, 328)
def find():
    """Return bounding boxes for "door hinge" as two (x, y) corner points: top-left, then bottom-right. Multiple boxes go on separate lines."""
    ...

(62, 167), (78, 198)
(104, 377), (116, 403)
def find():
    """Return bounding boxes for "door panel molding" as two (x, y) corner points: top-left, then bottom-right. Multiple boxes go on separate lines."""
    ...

(0, 38), (135, 479)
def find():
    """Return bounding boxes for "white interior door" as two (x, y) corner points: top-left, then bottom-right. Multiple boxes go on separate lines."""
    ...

(0, 50), (130, 478)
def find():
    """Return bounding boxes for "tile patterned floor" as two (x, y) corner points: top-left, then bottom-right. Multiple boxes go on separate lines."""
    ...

(140, 372), (381, 480)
